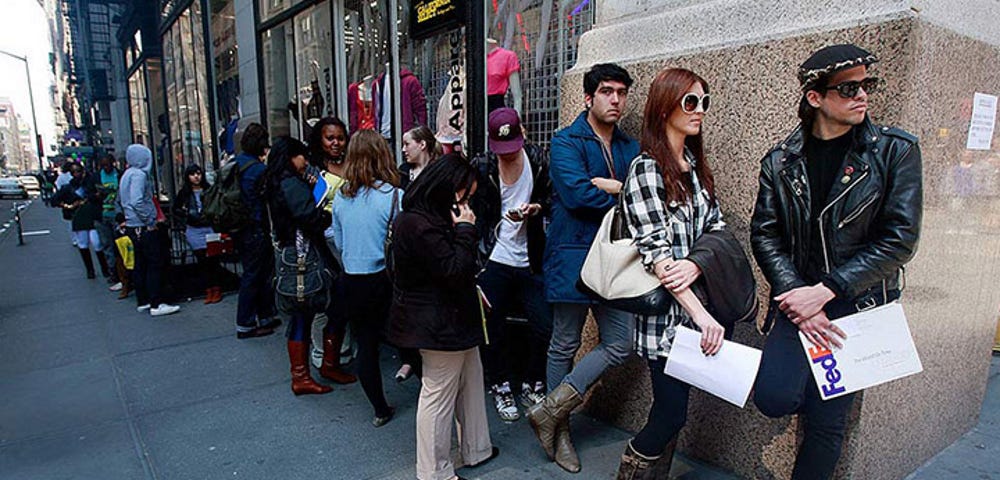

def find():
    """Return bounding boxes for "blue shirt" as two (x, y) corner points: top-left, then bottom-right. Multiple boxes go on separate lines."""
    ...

(332, 182), (401, 274)
(234, 152), (266, 223)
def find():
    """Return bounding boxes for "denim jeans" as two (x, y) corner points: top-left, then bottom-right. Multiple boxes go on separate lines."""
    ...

(477, 261), (553, 389)
(235, 227), (276, 332)
(129, 227), (165, 307)
(546, 303), (634, 394)
(753, 311), (857, 480)
(632, 357), (691, 457)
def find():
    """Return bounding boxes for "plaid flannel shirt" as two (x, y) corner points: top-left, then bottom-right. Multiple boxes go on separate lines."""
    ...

(622, 152), (725, 359)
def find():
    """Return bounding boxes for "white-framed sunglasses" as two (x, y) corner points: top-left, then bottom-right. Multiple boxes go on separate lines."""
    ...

(681, 93), (711, 114)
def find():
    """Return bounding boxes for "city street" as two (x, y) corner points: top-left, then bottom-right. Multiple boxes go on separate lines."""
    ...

(0, 202), (997, 479)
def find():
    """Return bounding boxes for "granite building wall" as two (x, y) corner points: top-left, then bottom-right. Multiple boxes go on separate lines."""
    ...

(560, 2), (1000, 478)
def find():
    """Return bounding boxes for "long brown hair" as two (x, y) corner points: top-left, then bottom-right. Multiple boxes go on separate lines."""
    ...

(341, 130), (400, 198)
(639, 67), (716, 205)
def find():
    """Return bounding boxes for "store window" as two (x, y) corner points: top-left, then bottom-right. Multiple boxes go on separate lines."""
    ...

(262, 0), (334, 142)
(127, 67), (150, 147)
(212, 0), (240, 157)
(258, 0), (293, 23)
(343, 0), (390, 137)
(162, 2), (215, 195)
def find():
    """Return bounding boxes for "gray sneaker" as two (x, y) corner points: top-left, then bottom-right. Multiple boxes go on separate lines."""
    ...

(492, 382), (520, 422)
(519, 382), (546, 408)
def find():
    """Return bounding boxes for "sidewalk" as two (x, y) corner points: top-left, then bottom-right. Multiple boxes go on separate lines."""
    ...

(0, 201), (996, 479)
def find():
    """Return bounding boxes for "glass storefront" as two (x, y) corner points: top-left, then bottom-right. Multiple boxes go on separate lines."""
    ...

(212, 0), (240, 156)
(128, 67), (150, 146)
(162, 1), (215, 194)
(258, 0), (293, 23)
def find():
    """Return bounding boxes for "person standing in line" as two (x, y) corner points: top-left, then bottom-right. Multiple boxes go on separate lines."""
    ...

(262, 137), (335, 396)
(394, 124), (441, 382)
(751, 45), (922, 480)
(173, 164), (223, 304)
(119, 144), (180, 317)
(470, 108), (553, 422)
(53, 163), (112, 280)
(387, 154), (497, 480)
(614, 68), (728, 479)
(55, 162), (76, 246)
(234, 123), (281, 339)
(331, 129), (399, 427)
(526, 63), (640, 473)
(307, 116), (357, 385)
(95, 154), (123, 290)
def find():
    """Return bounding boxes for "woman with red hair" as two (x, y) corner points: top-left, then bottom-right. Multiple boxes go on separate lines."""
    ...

(615, 68), (728, 479)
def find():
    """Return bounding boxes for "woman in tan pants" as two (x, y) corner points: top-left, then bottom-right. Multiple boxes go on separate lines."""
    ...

(387, 154), (499, 480)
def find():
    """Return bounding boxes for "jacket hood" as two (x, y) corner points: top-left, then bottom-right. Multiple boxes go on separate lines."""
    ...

(126, 144), (152, 172)
(564, 111), (632, 143)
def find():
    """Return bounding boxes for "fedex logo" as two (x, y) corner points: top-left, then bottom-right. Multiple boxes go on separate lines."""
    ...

(808, 344), (846, 396)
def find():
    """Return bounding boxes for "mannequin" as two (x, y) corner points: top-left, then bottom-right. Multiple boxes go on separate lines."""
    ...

(348, 75), (375, 133)
(486, 38), (523, 114)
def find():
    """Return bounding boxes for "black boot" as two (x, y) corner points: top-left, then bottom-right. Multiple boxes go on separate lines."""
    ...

(95, 251), (112, 278)
(79, 248), (96, 279)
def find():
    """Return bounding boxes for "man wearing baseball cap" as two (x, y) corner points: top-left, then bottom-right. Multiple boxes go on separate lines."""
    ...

(751, 44), (923, 478)
(469, 107), (552, 426)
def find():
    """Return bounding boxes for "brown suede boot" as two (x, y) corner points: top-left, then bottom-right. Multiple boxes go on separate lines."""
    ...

(615, 440), (661, 480)
(204, 288), (214, 304)
(320, 332), (357, 384)
(288, 341), (332, 395)
(526, 382), (582, 460)
(212, 287), (223, 303)
(554, 417), (581, 473)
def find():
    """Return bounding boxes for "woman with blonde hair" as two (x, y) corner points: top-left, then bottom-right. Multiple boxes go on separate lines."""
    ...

(331, 129), (401, 426)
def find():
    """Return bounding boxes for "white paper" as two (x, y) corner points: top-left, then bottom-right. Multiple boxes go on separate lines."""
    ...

(663, 326), (762, 408)
(966, 92), (997, 150)
(799, 302), (923, 401)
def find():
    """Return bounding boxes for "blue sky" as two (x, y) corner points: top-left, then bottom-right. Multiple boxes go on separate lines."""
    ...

(0, 0), (57, 156)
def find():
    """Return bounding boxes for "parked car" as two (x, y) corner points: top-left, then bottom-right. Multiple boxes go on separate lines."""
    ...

(18, 175), (40, 196)
(0, 178), (29, 199)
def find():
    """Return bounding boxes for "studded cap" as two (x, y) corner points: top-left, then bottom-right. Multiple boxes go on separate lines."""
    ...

(798, 44), (878, 91)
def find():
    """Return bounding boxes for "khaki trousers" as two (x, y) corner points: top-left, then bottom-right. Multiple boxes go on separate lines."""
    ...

(416, 347), (493, 480)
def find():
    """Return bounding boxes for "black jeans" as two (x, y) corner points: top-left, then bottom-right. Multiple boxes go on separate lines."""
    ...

(632, 357), (691, 456)
(129, 227), (165, 307)
(477, 260), (553, 390)
(342, 271), (392, 417)
(754, 307), (858, 480)
(235, 227), (276, 332)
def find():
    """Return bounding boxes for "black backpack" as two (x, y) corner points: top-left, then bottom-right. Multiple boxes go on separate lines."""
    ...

(203, 160), (254, 233)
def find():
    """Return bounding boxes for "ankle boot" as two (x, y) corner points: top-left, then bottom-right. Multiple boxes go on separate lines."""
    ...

(212, 286), (223, 303)
(320, 332), (357, 384)
(554, 417), (581, 473)
(95, 251), (111, 278)
(288, 341), (332, 395)
(204, 288), (214, 304)
(615, 440), (661, 480)
(646, 437), (677, 479)
(526, 382), (582, 460)
(79, 248), (96, 279)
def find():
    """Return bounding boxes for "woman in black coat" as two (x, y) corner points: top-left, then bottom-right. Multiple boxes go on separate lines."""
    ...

(387, 153), (497, 480)
(172, 164), (221, 303)
(262, 136), (336, 396)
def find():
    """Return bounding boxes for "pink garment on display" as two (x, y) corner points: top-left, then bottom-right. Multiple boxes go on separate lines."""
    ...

(487, 47), (520, 95)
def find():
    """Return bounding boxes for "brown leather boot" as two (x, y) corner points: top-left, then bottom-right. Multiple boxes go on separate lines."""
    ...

(204, 288), (214, 304)
(554, 417), (581, 473)
(212, 287), (223, 303)
(320, 332), (357, 384)
(615, 440), (661, 480)
(646, 437), (677, 479)
(526, 382), (582, 460)
(288, 341), (332, 395)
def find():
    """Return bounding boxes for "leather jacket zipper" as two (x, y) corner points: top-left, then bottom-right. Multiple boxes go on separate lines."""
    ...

(818, 170), (870, 272)
(837, 193), (879, 229)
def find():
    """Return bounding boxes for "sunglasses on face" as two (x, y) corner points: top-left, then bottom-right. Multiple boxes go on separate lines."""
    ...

(681, 93), (710, 114)
(822, 77), (880, 98)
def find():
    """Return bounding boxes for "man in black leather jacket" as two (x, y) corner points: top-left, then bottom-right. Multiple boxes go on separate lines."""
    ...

(750, 44), (922, 480)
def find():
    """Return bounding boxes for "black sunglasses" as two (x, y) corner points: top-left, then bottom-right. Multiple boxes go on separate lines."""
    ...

(681, 93), (711, 113)
(822, 77), (880, 98)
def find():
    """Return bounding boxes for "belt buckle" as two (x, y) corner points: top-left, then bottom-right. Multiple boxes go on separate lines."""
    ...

(855, 296), (878, 312)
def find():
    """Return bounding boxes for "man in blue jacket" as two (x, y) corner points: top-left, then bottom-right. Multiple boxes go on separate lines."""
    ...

(526, 63), (640, 473)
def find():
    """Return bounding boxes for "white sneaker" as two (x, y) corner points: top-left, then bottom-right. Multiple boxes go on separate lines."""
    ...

(109, 282), (123, 292)
(150, 304), (180, 316)
(311, 346), (323, 369)
(492, 382), (520, 422)
(137, 304), (151, 312)
(519, 382), (546, 408)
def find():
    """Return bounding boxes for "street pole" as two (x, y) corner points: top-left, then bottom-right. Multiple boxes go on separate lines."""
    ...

(0, 50), (45, 173)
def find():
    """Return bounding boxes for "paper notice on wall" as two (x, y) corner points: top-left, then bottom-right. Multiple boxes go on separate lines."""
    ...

(966, 92), (998, 150)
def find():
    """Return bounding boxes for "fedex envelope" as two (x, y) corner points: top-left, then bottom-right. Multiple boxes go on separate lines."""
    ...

(799, 302), (923, 400)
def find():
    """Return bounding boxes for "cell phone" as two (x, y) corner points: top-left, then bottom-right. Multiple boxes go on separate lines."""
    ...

(452, 204), (461, 217)
(507, 208), (524, 220)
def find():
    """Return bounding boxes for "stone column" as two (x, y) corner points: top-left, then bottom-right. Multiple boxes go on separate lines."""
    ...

(562, 1), (1000, 478)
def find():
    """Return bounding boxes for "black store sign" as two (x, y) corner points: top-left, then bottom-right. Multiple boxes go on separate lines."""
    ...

(411, 0), (465, 40)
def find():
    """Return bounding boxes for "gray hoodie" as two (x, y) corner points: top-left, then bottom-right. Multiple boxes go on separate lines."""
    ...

(119, 144), (157, 227)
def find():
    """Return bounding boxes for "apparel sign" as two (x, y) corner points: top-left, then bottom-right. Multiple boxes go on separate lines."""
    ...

(411, 0), (465, 40)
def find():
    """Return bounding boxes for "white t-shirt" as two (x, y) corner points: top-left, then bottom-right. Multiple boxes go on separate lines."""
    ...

(489, 153), (533, 268)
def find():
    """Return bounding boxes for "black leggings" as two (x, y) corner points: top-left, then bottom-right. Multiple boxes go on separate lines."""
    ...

(191, 249), (220, 289)
(342, 272), (392, 417)
(632, 357), (691, 457)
